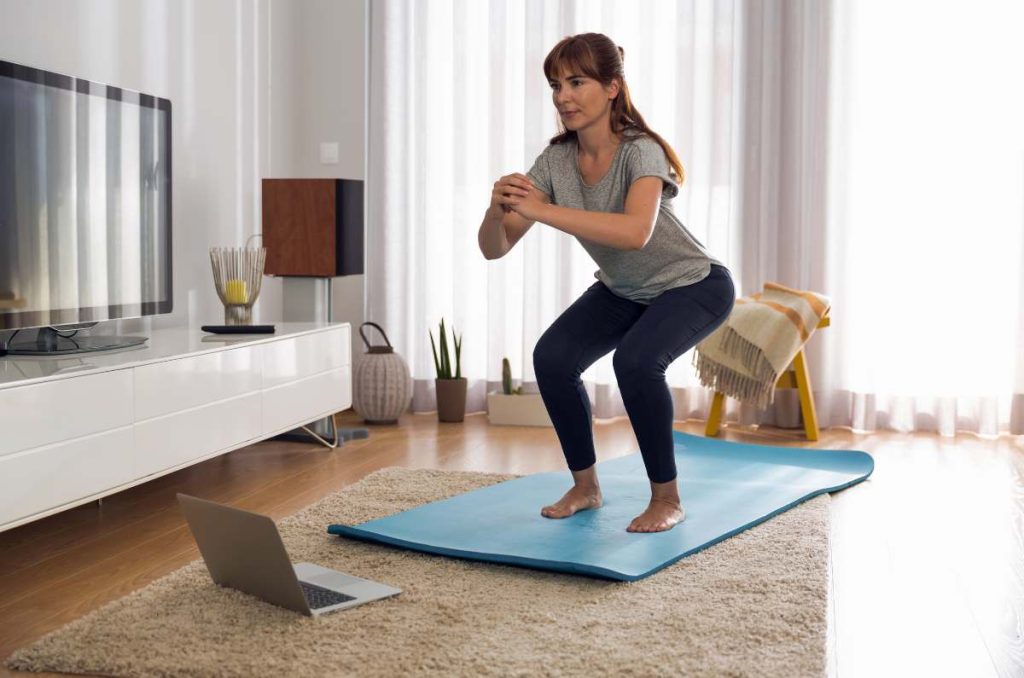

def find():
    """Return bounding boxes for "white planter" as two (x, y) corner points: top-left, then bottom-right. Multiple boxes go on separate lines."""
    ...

(486, 391), (553, 427)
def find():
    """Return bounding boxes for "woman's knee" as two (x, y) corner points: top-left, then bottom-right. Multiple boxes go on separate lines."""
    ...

(612, 348), (660, 383)
(533, 332), (577, 380)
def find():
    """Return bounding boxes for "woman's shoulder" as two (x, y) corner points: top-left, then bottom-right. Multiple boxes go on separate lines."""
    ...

(620, 131), (672, 173)
(620, 129), (662, 153)
(537, 139), (575, 164)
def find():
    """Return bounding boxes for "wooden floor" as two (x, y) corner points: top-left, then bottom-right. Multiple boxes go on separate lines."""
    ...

(1, 410), (1021, 678)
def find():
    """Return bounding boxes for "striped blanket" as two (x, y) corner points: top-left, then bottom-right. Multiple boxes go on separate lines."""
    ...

(693, 282), (831, 410)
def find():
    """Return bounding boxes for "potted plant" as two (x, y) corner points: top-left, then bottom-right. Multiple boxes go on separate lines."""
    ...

(486, 357), (554, 427)
(430, 318), (466, 422)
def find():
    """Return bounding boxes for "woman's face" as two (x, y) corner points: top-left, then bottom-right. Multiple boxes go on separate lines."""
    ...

(548, 67), (619, 133)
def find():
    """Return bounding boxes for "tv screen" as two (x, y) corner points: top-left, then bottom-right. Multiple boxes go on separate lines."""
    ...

(0, 59), (172, 332)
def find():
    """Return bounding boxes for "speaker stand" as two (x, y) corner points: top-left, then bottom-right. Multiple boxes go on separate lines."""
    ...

(277, 276), (369, 449)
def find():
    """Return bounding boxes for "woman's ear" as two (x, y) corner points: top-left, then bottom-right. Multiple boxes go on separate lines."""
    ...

(606, 78), (621, 101)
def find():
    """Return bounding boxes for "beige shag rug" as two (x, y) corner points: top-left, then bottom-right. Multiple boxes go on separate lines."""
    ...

(6, 467), (830, 677)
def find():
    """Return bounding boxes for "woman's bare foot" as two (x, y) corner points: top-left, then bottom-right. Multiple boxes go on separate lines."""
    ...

(627, 477), (685, 533)
(541, 465), (602, 519)
(626, 497), (685, 532)
(541, 485), (603, 518)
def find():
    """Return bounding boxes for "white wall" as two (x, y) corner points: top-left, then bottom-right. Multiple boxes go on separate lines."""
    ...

(268, 0), (365, 180)
(0, 0), (367, 355)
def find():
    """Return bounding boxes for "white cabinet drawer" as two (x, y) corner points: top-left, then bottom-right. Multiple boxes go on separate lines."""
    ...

(134, 346), (262, 421)
(262, 327), (349, 389)
(134, 393), (261, 476)
(0, 370), (132, 458)
(262, 366), (351, 436)
(0, 427), (134, 525)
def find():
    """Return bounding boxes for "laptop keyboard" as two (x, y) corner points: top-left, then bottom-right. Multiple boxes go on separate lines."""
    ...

(300, 581), (356, 609)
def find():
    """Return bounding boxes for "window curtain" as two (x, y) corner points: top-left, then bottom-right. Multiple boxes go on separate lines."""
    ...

(366, 0), (1024, 437)
(823, 0), (1024, 436)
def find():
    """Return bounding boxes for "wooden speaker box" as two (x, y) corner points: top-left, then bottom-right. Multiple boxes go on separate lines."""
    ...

(262, 178), (364, 277)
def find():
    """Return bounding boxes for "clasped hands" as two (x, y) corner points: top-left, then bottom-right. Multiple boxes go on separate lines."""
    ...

(491, 173), (547, 222)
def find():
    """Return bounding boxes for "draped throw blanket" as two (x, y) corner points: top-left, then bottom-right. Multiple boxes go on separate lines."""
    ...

(693, 283), (831, 409)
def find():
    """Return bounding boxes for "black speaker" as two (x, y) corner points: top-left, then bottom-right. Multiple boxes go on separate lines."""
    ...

(262, 178), (364, 277)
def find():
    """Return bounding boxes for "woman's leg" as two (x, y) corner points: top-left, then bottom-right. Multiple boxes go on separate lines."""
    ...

(533, 281), (644, 517)
(613, 265), (736, 531)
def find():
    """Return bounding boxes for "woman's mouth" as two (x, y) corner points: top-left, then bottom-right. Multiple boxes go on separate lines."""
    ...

(561, 111), (578, 118)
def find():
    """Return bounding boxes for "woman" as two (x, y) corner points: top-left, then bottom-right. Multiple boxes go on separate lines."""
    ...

(477, 33), (735, 533)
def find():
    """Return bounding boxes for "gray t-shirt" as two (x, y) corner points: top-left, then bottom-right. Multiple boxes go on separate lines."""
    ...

(526, 131), (726, 304)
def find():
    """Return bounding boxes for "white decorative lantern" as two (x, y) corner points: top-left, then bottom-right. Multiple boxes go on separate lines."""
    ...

(353, 322), (412, 425)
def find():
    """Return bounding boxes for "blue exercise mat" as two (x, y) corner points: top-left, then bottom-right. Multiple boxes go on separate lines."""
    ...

(328, 431), (873, 582)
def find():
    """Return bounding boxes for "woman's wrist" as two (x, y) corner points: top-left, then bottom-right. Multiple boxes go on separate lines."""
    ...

(534, 202), (553, 225)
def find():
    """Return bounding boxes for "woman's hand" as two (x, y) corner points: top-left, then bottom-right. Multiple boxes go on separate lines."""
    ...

(490, 173), (534, 214)
(507, 185), (549, 223)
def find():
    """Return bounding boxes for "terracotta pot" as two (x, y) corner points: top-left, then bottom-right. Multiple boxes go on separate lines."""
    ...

(435, 378), (467, 422)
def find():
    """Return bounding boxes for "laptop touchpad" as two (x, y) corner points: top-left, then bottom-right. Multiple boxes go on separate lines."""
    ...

(294, 562), (365, 589)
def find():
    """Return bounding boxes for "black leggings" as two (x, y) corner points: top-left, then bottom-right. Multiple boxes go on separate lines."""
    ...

(533, 265), (735, 483)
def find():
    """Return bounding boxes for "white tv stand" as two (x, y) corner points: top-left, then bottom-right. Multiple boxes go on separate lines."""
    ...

(0, 322), (352, 533)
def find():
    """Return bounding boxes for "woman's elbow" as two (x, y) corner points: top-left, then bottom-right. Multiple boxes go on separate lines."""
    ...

(479, 241), (505, 260)
(633, 224), (654, 250)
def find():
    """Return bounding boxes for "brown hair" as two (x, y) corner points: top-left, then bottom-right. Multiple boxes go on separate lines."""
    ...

(543, 32), (685, 185)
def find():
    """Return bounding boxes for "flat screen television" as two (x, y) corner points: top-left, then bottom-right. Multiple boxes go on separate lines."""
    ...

(0, 59), (171, 355)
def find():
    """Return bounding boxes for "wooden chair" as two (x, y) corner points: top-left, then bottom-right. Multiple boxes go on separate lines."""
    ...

(704, 312), (830, 441)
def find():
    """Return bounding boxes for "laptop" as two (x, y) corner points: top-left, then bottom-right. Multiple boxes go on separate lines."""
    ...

(178, 493), (401, 616)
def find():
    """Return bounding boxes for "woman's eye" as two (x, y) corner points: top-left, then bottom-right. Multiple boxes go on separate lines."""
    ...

(571, 79), (582, 87)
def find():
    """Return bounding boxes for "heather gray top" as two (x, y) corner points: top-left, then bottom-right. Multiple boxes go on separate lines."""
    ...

(526, 131), (726, 304)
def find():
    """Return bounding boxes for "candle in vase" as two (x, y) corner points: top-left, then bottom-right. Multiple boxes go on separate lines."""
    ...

(225, 279), (248, 304)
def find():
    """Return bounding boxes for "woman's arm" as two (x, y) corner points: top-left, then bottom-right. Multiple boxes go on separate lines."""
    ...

(478, 205), (512, 260)
(509, 176), (663, 250)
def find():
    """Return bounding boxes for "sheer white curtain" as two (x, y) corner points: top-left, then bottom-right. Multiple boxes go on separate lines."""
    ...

(366, 0), (743, 418)
(367, 0), (1024, 436)
(824, 0), (1024, 436)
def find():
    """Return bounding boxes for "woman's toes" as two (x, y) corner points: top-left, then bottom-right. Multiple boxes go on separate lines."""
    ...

(541, 504), (566, 518)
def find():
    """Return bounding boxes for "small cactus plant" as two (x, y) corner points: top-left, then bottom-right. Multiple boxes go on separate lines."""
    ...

(502, 358), (512, 395)
(501, 357), (523, 395)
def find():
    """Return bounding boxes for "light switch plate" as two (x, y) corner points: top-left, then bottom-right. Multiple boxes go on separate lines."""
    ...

(319, 142), (339, 165)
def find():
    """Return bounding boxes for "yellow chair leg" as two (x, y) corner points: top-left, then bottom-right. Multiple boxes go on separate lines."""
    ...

(706, 391), (725, 437)
(792, 349), (819, 441)
(703, 310), (829, 441)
